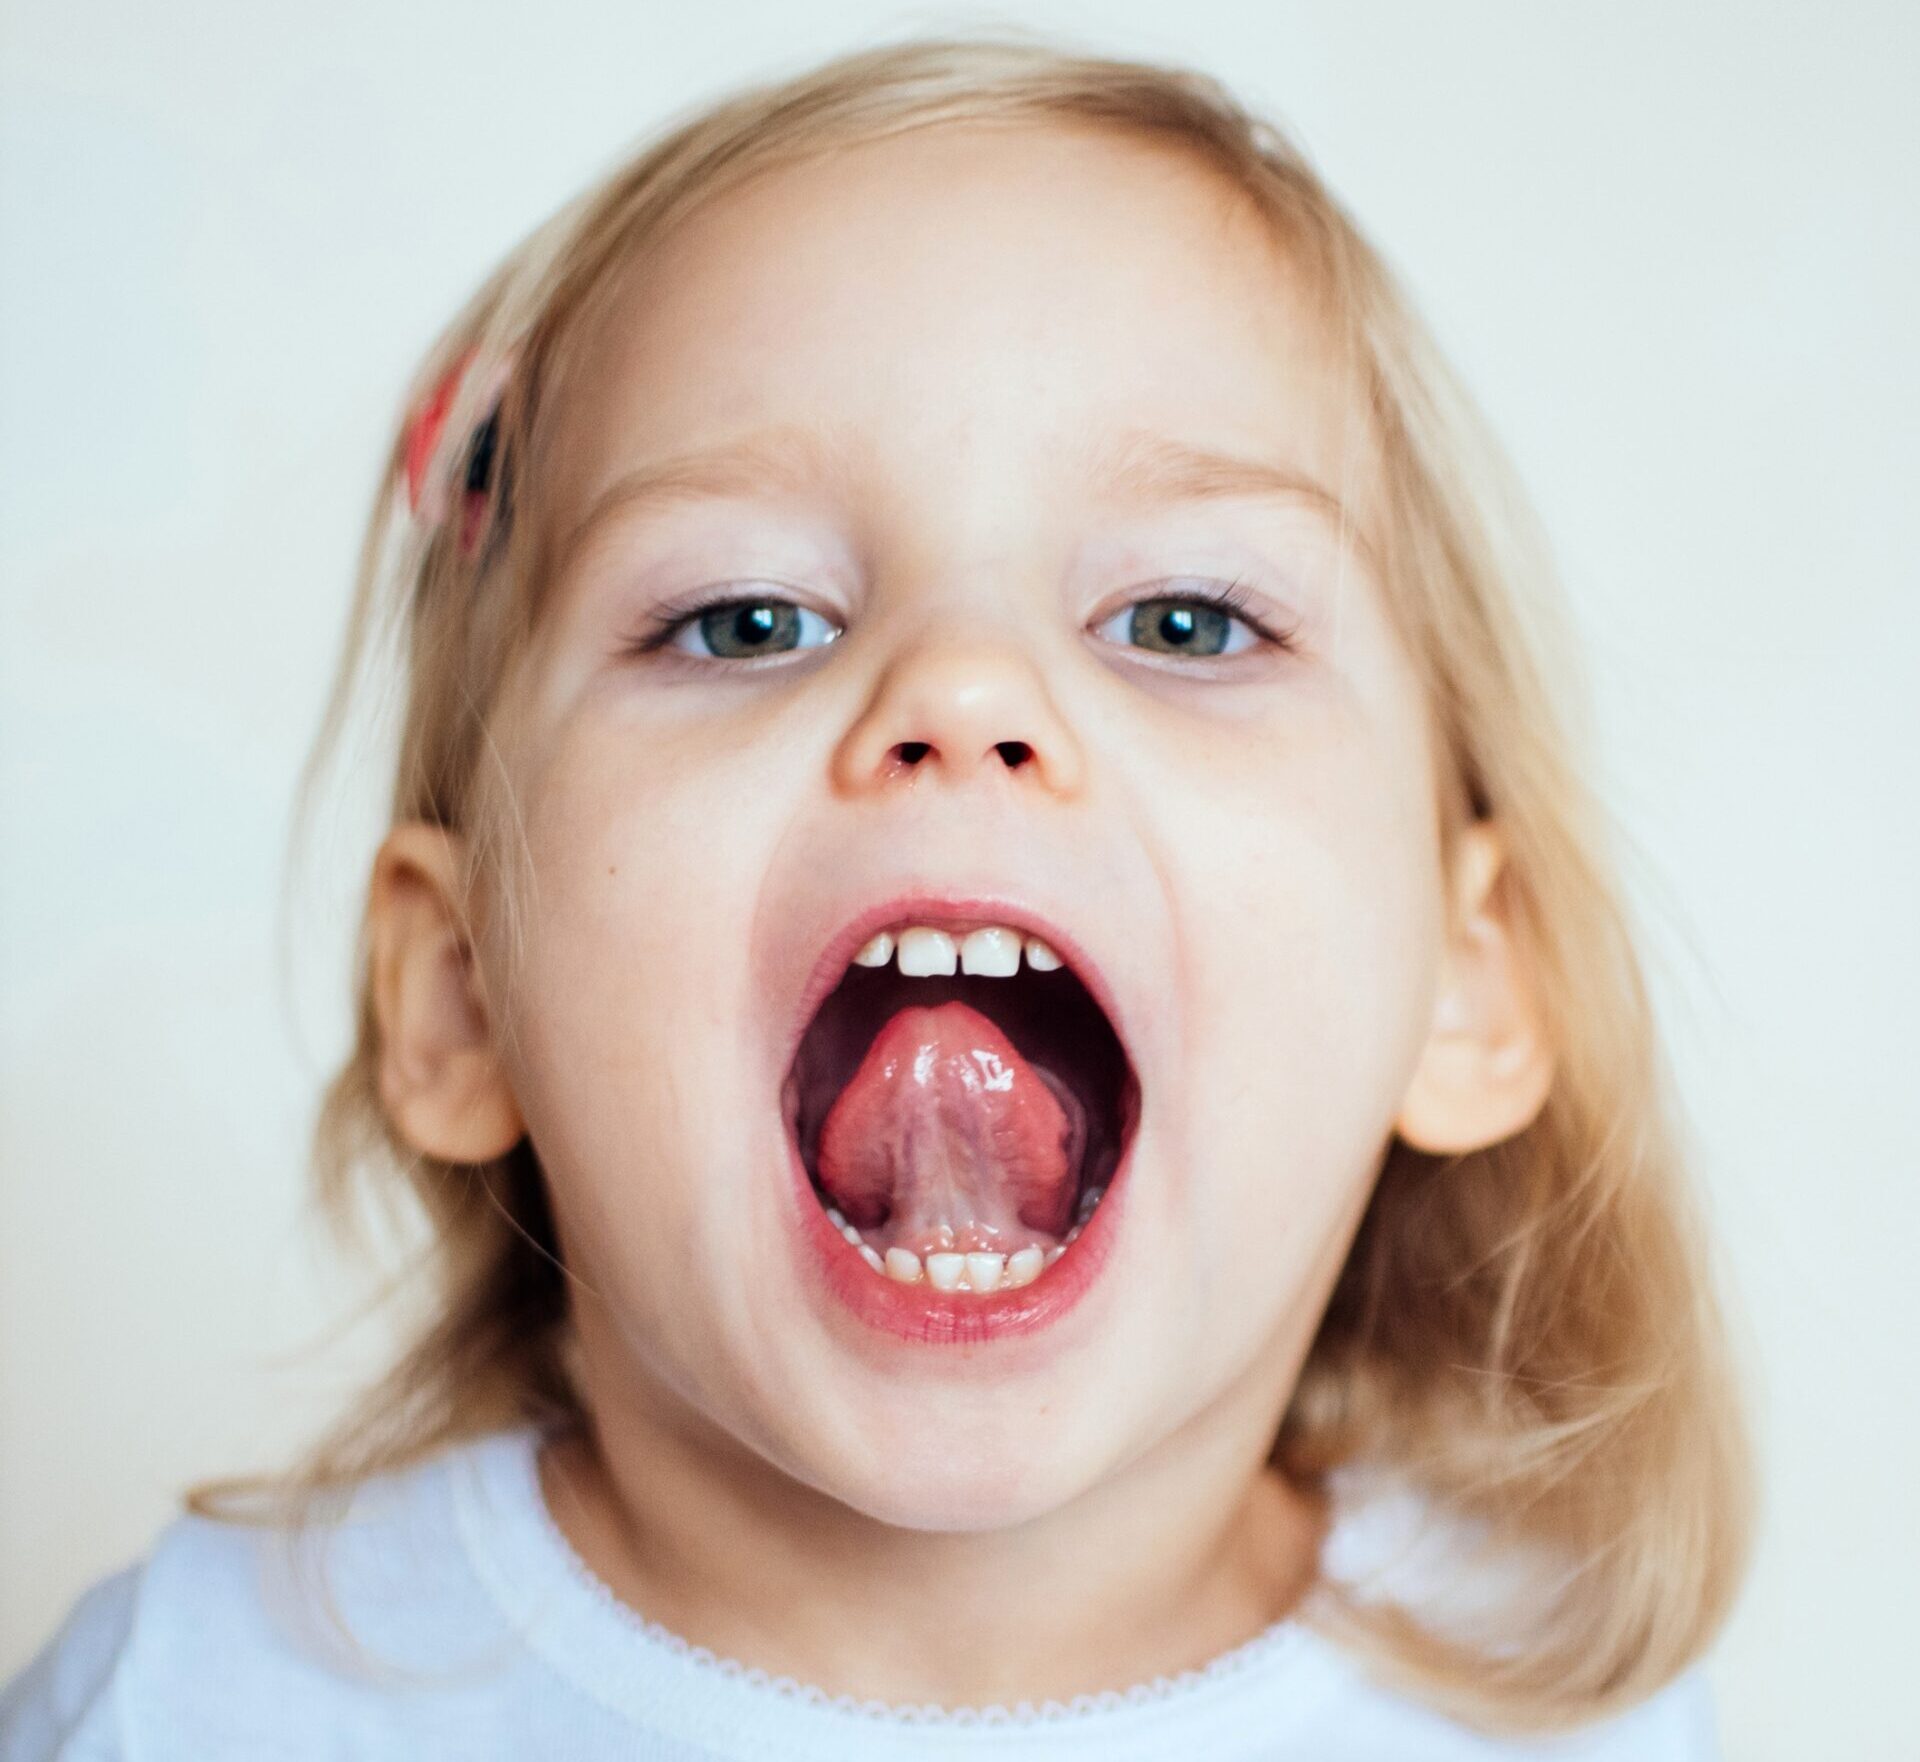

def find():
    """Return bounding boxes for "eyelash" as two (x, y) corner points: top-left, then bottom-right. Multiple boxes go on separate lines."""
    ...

(627, 578), (1298, 662)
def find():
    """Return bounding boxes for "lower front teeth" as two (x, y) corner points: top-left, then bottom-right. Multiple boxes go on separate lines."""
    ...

(858, 1238), (1058, 1292)
(920, 1250), (1017, 1293)
(965, 1252), (1004, 1292)
(824, 1188), (1106, 1292)
(1006, 1245), (1044, 1285)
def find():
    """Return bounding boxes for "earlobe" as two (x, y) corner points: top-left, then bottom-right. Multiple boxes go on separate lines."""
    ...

(367, 821), (525, 1164)
(1394, 819), (1556, 1155)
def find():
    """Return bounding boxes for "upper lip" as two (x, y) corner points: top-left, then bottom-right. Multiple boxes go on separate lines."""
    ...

(775, 888), (1137, 1088)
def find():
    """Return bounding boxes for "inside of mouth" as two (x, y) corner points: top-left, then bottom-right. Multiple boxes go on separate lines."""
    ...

(784, 958), (1137, 1261)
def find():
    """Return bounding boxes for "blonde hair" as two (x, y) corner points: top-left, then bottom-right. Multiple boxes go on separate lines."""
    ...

(190, 30), (1754, 1735)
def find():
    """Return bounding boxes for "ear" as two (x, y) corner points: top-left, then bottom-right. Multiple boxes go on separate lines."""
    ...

(1394, 819), (1556, 1154)
(366, 821), (525, 1163)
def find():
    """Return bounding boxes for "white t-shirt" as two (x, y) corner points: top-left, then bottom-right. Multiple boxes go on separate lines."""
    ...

(1, 1424), (1720, 1760)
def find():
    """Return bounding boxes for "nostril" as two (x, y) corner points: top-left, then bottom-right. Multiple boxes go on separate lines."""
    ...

(887, 739), (1033, 774)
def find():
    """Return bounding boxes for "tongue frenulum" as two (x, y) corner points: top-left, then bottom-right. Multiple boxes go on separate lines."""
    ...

(814, 1000), (1087, 1256)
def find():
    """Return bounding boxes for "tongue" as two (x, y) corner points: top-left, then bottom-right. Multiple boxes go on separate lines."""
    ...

(815, 1000), (1086, 1245)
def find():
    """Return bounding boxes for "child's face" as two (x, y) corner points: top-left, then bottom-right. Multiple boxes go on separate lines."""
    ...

(466, 124), (1469, 1524)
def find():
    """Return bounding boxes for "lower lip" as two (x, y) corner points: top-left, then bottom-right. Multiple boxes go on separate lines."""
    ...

(783, 1127), (1134, 1347)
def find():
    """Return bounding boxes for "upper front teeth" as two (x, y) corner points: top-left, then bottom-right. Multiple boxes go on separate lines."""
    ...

(852, 925), (1062, 977)
(898, 927), (958, 976)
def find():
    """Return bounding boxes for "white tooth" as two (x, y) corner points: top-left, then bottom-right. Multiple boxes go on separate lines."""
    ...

(1005, 1246), (1044, 1287)
(852, 932), (895, 967)
(859, 1244), (885, 1272)
(924, 1251), (966, 1291)
(1023, 935), (1063, 971)
(1076, 1186), (1102, 1221)
(959, 926), (1021, 977)
(896, 927), (959, 976)
(1063, 1223), (1082, 1244)
(965, 1252), (1006, 1293)
(840, 1222), (864, 1246)
(1045, 1245), (1066, 1264)
(883, 1247), (923, 1283)
(826, 1206), (847, 1229)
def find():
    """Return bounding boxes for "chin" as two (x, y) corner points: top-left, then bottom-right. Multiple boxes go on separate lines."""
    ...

(809, 1440), (1110, 1534)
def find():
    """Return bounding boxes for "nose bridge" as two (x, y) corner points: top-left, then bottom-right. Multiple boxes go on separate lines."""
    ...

(829, 610), (1088, 799)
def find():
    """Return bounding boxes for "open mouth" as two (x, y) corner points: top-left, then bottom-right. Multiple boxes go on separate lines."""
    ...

(782, 922), (1140, 1297)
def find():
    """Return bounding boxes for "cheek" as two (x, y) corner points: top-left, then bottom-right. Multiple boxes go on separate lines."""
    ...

(487, 718), (783, 1257)
(1157, 718), (1442, 1253)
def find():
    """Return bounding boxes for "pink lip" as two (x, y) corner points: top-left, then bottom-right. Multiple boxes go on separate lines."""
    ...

(775, 890), (1141, 1346)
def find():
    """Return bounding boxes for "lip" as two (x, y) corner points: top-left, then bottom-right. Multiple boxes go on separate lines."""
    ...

(774, 889), (1142, 1346)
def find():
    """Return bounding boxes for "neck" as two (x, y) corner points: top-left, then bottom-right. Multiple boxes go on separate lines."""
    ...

(540, 1333), (1329, 1710)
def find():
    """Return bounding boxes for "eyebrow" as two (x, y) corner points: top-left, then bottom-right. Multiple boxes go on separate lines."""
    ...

(552, 424), (862, 578)
(1082, 428), (1355, 528)
(553, 421), (1365, 578)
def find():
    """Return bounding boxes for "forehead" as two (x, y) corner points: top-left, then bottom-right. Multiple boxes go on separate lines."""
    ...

(541, 120), (1375, 547)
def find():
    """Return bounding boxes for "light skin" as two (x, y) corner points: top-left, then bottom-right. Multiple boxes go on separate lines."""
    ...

(367, 122), (1553, 1707)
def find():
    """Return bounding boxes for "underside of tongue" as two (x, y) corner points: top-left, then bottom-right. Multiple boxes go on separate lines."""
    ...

(815, 1000), (1086, 1253)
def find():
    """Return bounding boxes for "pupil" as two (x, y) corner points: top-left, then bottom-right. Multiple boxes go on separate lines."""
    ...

(1159, 607), (1195, 647)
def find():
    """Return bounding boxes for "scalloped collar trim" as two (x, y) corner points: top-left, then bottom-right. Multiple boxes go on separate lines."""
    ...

(448, 1423), (1349, 1755)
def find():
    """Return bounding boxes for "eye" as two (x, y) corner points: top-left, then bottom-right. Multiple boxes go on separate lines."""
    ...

(639, 590), (842, 662)
(1091, 579), (1278, 659)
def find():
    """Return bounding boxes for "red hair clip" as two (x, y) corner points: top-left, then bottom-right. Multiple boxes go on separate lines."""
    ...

(402, 347), (512, 555)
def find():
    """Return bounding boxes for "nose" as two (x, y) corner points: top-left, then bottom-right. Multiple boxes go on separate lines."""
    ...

(829, 624), (1087, 800)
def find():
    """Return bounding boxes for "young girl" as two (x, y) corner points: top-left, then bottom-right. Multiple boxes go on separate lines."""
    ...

(1, 33), (1753, 1759)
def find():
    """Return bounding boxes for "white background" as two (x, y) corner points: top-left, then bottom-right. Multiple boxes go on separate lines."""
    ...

(3, 2), (1915, 1753)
